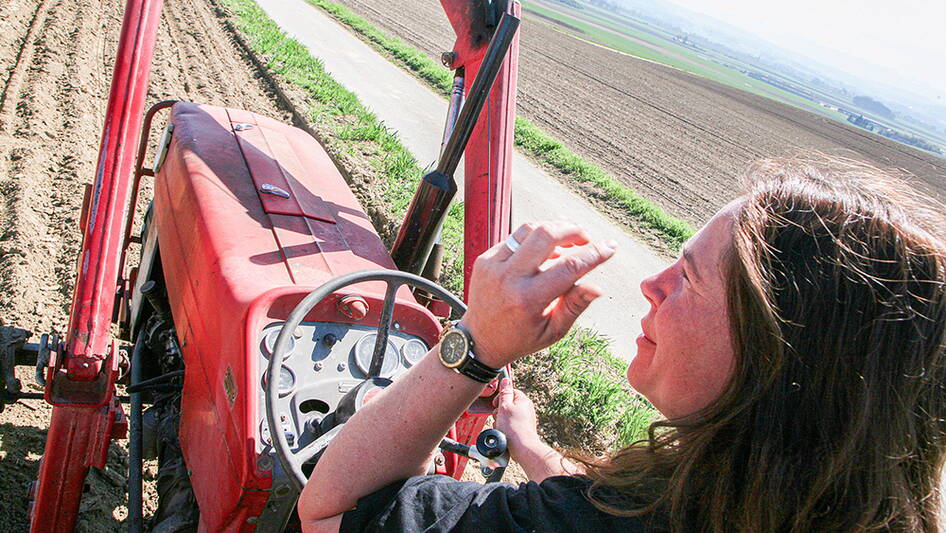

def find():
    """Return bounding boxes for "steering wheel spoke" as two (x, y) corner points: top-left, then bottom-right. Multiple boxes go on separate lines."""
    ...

(289, 425), (344, 470)
(368, 280), (401, 377)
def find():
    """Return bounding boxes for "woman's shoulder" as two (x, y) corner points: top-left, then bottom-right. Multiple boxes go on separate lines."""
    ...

(341, 474), (664, 533)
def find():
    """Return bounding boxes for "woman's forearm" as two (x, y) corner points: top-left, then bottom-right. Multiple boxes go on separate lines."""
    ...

(298, 346), (486, 529)
(513, 437), (584, 483)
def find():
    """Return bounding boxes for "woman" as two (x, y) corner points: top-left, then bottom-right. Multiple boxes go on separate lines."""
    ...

(299, 157), (946, 532)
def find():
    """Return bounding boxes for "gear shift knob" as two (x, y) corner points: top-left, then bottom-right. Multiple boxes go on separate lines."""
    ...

(476, 429), (507, 459)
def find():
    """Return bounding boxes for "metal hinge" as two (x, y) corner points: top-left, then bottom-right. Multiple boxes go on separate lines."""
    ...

(151, 123), (174, 174)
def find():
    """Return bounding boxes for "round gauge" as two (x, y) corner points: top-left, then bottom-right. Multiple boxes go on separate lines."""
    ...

(353, 333), (399, 376)
(262, 327), (295, 359)
(401, 339), (429, 366)
(261, 365), (296, 397)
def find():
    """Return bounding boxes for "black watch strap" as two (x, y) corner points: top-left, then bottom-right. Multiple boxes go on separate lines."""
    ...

(453, 322), (501, 384)
(456, 356), (501, 384)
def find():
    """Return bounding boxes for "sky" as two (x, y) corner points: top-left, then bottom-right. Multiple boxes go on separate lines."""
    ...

(663, 0), (946, 104)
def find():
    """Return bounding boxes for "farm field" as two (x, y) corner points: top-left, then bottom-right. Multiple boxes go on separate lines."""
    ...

(522, 0), (839, 120)
(328, 0), (946, 226)
(524, 0), (946, 154)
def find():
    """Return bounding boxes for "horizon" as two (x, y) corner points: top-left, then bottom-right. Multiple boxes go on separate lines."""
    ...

(660, 0), (946, 107)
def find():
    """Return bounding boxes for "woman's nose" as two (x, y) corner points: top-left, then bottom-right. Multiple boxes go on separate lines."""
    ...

(640, 271), (664, 308)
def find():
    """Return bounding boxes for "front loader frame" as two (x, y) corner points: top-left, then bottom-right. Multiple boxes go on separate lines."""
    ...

(20, 0), (520, 531)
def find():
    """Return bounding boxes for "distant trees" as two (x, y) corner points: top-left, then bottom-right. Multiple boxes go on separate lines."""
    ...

(551, 0), (585, 9)
(853, 95), (894, 119)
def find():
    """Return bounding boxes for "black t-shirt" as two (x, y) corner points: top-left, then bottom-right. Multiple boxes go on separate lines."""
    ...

(340, 474), (655, 532)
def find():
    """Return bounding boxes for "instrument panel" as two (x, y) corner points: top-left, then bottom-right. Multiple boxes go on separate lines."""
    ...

(255, 321), (431, 454)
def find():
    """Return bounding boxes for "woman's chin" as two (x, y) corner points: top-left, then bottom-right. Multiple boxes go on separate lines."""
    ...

(627, 339), (655, 391)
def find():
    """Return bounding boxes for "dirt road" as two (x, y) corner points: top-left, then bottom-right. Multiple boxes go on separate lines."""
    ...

(329, 0), (946, 226)
(0, 0), (289, 529)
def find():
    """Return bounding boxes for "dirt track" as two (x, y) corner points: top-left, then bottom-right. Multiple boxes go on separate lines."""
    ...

(0, 0), (289, 529)
(330, 0), (946, 226)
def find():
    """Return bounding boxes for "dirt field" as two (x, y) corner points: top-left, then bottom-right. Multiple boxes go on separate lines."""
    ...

(0, 0), (290, 529)
(329, 0), (946, 226)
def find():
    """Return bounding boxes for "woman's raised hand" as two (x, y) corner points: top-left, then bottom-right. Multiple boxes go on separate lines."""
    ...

(461, 221), (616, 368)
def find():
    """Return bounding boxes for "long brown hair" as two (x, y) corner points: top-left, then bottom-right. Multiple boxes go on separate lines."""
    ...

(579, 156), (946, 532)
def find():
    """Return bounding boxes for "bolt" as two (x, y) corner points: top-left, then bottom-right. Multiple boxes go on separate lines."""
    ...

(293, 327), (303, 339)
(187, 469), (192, 477)
(274, 485), (291, 497)
(337, 363), (347, 371)
(323, 333), (337, 347)
(434, 454), (445, 466)
(441, 51), (457, 68)
(313, 362), (323, 371)
(257, 455), (273, 471)
(246, 517), (258, 524)
(393, 322), (401, 331)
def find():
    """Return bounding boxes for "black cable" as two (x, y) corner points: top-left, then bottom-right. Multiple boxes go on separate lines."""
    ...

(128, 331), (146, 533)
(126, 369), (184, 393)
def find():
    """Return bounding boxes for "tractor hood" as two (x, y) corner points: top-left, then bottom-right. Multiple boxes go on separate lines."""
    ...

(154, 102), (396, 305)
(151, 102), (404, 528)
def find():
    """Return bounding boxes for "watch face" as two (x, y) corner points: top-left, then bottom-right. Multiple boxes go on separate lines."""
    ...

(440, 330), (467, 368)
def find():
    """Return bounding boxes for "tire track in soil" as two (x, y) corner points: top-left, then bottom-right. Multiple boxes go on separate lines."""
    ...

(0, 0), (53, 132)
(0, 0), (292, 530)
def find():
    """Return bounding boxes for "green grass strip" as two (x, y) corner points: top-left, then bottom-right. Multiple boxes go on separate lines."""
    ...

(546, 329), (654, 446)
(307, 0), (694, 247)
(221, 0), (656, 447)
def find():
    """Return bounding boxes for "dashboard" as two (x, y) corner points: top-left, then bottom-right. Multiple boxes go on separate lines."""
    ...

(255, 321), (431, 455)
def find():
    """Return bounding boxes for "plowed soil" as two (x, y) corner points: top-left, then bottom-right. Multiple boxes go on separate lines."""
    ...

(331, 0), (946, 226)
(0, 0), (290, 530)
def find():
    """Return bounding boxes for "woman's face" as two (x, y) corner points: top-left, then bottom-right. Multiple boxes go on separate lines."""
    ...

(628, 201), (738, 419)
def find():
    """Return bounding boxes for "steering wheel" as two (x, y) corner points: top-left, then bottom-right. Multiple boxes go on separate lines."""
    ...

(265, 269), (470, 491)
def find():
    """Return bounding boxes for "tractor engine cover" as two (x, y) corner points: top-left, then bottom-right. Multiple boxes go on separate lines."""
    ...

(152, 103), (441, 530)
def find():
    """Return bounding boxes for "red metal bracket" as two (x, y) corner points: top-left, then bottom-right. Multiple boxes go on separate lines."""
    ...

(441, 0), (507, 69)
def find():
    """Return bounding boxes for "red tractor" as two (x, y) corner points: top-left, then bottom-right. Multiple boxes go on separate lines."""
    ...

(0, 0), (522, 530)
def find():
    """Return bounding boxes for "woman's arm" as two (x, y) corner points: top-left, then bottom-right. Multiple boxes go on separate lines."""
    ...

(298, 222), (616, 532)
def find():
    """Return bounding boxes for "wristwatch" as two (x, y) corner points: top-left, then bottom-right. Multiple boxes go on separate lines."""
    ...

(438, 321), (501, 384)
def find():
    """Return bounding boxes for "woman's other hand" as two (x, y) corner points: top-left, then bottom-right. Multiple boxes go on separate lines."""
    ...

(462, 221), (616, 368)
(492, 378), (583, 481)
(492, 378), (540, 460)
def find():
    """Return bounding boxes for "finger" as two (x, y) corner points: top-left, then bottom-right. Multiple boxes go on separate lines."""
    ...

(488, 223), (537, 263)
(499, 378), (514, 400)
(491, 377), (512, 408)
(547, 283), (604, 334)
(534, 240), (616, 301)
(507, 222), (590, 274)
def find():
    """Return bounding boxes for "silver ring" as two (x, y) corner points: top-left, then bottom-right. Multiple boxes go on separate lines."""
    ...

(503, 234), (521, 253)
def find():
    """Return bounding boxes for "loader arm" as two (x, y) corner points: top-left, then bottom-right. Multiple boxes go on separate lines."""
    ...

(30, 0), (163, 530)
